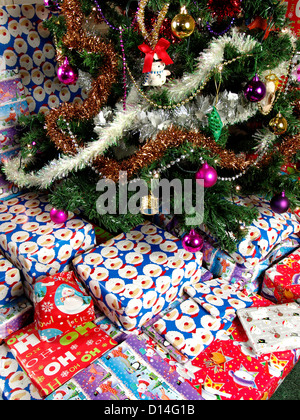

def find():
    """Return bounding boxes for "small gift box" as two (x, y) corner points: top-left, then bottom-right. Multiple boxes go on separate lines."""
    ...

(262, 248), (300, 303)
(0, 192), (96, 300)
(237, 302), (300, 356)
(73, 221), (203, 331)
(0, 254), (23, 305)
(34, 271), (95, 341)
(0, 296), (33, 342)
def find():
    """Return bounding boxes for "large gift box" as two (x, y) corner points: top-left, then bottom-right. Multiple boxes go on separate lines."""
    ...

(262, 248), (300, 303)
(0, 192), (96, 300)
(0, 296), (33, 342)
(0, 254), (23, 304)
(73, 221), (203, 331)
(143, 278), (253, 362)
(5, 321), (117, 398)
(187, 295), (300, 400)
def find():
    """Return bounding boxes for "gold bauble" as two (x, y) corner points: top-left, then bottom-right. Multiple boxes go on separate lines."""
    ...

(171, 6), (195, 39)
(269, 113), (288, 135)
(265, 73), (280, 90)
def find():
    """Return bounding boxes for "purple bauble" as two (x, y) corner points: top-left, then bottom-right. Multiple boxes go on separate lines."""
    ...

(182, 229), (204, 253)
(50, 208), (69, 224)
(244, 74), (266, 102)
(57, 58), (78, 85)
(44, 0), (61, 11)
(195, 162), (218, 188)
(270, 191), (290, 214)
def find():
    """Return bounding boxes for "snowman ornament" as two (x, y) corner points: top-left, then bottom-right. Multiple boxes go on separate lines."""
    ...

(143, 53), (171, 87)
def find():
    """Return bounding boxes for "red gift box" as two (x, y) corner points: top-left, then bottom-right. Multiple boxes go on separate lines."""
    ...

(262, 248), (300, 304)
(34, 271), (95, 341)
(5, 321), (117, 398)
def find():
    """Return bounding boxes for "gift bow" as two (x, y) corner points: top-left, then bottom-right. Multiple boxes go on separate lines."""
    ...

(138, 38), (173, 73)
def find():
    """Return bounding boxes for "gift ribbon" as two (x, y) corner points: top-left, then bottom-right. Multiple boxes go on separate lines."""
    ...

(138, 38), (173, 73)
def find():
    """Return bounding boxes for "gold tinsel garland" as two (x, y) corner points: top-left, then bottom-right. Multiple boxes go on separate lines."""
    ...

(45, 0), (118, 155)
(92, 126), (300, 183)
(92, 126), (249, 182)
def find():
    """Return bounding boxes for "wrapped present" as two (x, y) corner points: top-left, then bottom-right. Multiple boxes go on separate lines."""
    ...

(73, 221), (203, 331)
(188, 295), (300, 400)
(0, 192), (96, 300)
(34, 272), (95, 341)
(0, 296), (33, 342)
(201, 195), (300, 270)
(0, 75), (26, 105)
(0, 4), (83, 115)
(202, 233), (300, 294)
(145, 279), (253, 361)
(237, 302), (300, 355)
(0, 100), (29, 129)
(5, 321), (117, 398)
(153, 206), (300, 294)
(100, 334), (202, 400)
(0, 254), (23, 304)
(0, 343), (42, 400)
(262, 248), (300, 303)
(46, 360), (134, 400)
(0, 66), (28, 200)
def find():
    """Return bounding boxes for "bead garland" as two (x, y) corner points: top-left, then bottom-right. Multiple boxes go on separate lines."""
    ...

(93, 0), (138, 110)
(206, 17), (235, 36)
(146, 134), (271, 182)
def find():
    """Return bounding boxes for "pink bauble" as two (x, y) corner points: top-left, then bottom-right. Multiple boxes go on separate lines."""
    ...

(182, 229), (204, 253)
(44, 0), (61, 11)
(57, 58), (78, 85)
(50, 208), (69, 224)
(297, 66), (300, 83)
(195, 162), (218, 188)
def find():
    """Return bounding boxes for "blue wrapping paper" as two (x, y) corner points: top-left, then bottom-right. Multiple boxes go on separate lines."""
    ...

(0, 192), (95, 300)
(0, 254), (23, 304)
(0, 343), (41, 400)
(73, 221), (203, 331)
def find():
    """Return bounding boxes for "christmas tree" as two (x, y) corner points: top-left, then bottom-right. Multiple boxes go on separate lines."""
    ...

(3, 0), (300, 253)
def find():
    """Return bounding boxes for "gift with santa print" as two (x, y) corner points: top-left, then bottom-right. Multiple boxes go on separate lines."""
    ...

(34, 271), (95, 341)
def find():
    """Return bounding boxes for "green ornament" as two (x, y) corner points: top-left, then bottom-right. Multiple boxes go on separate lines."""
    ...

(208, 106), (223, 141)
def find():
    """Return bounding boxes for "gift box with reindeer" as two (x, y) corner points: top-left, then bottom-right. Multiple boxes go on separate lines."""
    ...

(73, 221), (203, 332)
